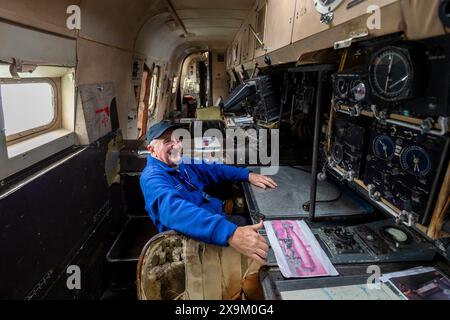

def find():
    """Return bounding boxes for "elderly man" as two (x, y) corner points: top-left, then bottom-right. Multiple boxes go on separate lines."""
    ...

(140, 121), (277, 264)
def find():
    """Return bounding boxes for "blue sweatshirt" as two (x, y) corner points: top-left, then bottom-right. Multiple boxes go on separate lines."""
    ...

(140, 156), (250, 246)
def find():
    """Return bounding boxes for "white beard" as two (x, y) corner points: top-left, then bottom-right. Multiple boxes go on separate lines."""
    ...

(168, 144), (183, 166)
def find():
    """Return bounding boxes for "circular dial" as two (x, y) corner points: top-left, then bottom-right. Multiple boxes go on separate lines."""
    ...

(351, 81), (367, 102)
(383, 227), (409, 244)
(335, 78), (349, 98)
(400, 146), (432, 176)
(314, 0), (345, 14)
(369, 48), (412, 101)
(373, 135), (395, 160)
(332, 143), (344, 164)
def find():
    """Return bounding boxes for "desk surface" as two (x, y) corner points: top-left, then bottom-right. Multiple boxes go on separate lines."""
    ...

(246, 166), (372, 220)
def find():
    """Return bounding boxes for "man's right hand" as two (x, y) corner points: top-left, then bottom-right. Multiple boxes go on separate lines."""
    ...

(228, 221), (269, 265)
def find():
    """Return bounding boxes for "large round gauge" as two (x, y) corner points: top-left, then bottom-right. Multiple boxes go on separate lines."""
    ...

(335, 78), (349, 98)
(369, 47), (413, 101)
(314, 0), (345, 14)
(372, 135), (395, 160)
(332, 143), (344, 164)
(400, 146), (432, 176)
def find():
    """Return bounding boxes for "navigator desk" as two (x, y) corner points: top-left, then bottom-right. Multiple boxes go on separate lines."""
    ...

(242, 167), (449, 300)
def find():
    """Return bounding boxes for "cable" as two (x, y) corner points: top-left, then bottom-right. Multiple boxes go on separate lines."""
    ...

(302, 191), (342, 212)
(288, 166), (342, 210)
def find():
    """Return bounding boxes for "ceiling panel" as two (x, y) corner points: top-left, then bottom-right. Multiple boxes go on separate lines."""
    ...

(136, 0), (256, 60)
(183, 19), (243, 29)
(171, 0), (255, 51)
(177, 9), (249, 20)
(171, 0), (254, 10)
(187, 27), (239, 37)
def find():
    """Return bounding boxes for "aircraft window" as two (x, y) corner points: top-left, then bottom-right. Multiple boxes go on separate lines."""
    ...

(0, 80), (56, 141)
(172, 76), (179, 94)
(148, 66), (160, 115)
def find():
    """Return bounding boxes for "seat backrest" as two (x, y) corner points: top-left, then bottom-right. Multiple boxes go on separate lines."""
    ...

(136, 231), (263, 300)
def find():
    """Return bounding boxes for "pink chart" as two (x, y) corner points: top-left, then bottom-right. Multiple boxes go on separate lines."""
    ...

(265, 220), (339, 278)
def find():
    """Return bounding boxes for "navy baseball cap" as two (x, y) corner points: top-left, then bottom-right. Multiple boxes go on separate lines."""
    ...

(146, 121), (181, 143)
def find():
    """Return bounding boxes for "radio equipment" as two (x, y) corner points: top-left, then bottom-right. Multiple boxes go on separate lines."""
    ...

(363, 121), (449, 225)
(329, 115), (370, 180)
(332, 34), (450, 124)
(314, 219), (437, 264)
(333, 72), (371, 116)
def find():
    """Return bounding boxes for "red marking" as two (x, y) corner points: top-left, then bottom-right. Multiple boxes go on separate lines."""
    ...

(95, 106), (110, 117)
(95, 106), (110, 128)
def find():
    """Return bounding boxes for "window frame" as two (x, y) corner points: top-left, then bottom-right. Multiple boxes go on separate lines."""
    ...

(0, 78), (60, 145)
(148, 66), (160, 117)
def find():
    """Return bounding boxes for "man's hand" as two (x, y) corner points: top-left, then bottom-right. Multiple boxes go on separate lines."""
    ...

(228, 221), (269, 265)
(249, 173), (278, 190)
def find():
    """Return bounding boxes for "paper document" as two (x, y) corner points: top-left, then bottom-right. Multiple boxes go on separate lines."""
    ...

(281, 283), (404, 300)
(265, 220), (338, 278)
(380, 267), (450, 300)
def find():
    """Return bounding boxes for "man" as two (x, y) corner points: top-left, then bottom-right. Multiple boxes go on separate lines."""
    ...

(140, 121), (277, 264)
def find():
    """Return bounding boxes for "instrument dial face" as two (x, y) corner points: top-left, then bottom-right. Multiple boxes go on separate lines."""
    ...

(369, 48), (412, 101)
(314, 0), (345, 14)
(383, 227), (409, 244)
(351, 81), (367, 102)
(373, 135), (395, 160)
(332, 143), (344, 164)
(400, 146), (432, 176)
(335, 78), (349, 98)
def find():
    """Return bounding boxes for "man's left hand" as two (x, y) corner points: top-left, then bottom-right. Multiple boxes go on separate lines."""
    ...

(249, 173), (278, 190)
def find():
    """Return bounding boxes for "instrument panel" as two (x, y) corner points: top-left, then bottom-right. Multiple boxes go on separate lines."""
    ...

(333, 73), (370, 115)
(314, 219), (437, 264)
(333, 34), (450, 121)
(330, 115), (370, 180)
(363, 122), (449, 224)
(327, 35), (450, 228)
(327, 116), (449, 225)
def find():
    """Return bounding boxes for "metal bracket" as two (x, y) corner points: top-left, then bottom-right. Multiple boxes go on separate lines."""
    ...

(420, 117), (435, 134)
(327, 158), (355, 182)
(371, 105), (387, 122)
(334, 102), (361, 117)
(9, 58), (22, 80)
(396, 210), (419, 227)
(327, 157), (337, 170)
(438, 116), (449, 135)
(8, 58), (37, 80)
(320, 12), (334, 25)
(367, 184), (382, 202)
(386, 117), (447, 137)
(349, 104), (361, 117)
(249, 24), (268, 52)
(334, 29), (369, 50)
(343, 170), (356, 182)
(251, 63), (259, 78)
